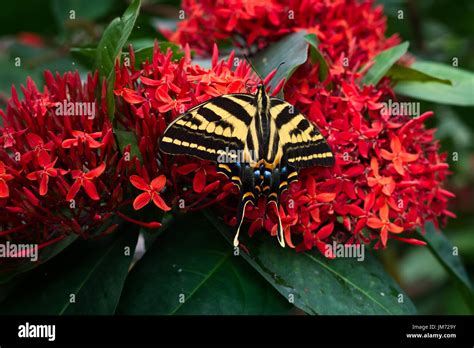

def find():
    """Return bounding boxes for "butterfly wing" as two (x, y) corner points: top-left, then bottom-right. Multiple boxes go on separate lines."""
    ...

(269, 98), (334, 168)
(160, 93), (256, 162)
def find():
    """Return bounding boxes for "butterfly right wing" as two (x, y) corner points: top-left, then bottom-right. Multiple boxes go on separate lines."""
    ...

(160, 93), (256, 163)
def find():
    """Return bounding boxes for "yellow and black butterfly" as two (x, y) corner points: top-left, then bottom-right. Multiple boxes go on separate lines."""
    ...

(160, 82), (334, 247)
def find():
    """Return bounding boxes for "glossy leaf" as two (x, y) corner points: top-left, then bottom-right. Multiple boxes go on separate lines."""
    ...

(304, 33), (329, 81)
(204, 210), (417, 315)
(0, 224), (138, 315)
(418, 223), (474, 311)
(94, 0), (141, 121)
(94, 0), (140, 78)
(253, 31), (310, 97)
(0, 234), (78, 284)
(395, 61), (474, 106)
(132, 42), (184, 68)
(387, 64), (451, 85)
(362, 41), (409, 86)
(115, 129), (142, 161)
(116, 214), (291, 315)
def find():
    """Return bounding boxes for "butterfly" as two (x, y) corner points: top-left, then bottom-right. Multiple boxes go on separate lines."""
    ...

(160, 83), (334, 247)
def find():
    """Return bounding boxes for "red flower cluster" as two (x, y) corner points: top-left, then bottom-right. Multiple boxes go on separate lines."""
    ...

(0, 0), (454, 268)
(166, 0), (399, 70)
(270, 65), (455, 251)
(0, 72), (139, 271)
(113, 44), (266, 217)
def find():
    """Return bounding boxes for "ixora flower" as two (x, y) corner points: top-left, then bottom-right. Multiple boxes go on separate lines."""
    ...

(113, 41), (454, 253)
(0, 72), (143, 270)
(165, 0), (399, 70)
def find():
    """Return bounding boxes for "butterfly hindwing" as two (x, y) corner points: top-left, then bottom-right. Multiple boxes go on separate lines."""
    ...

(269, 98), (334, 168)
(160, 93), (256, 162)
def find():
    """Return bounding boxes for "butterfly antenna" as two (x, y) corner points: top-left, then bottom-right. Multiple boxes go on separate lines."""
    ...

(243, 54), (264, 85)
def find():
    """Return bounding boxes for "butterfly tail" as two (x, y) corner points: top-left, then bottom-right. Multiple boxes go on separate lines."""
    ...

(233, 192), (255, 247)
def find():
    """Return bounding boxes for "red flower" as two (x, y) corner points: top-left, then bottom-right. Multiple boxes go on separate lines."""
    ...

(380, 136), (419, 175)
(167, 0), (399, 70)
(62, 131), (104, 149)
(130, 175), (171, 211)
(367, 157), (395, 196)
(367, 204), (403, 246)
(26, 156), (65, 196)
(0, 161), (14, 198)
(67, 163), (106, 201)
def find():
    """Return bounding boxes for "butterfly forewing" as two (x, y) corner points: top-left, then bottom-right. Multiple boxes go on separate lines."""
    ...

(160, 93), (256, 162)
(269, 98), (335, 168)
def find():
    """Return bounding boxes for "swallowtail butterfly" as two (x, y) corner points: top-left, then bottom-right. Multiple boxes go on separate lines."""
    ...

(160, 83), (334, 247)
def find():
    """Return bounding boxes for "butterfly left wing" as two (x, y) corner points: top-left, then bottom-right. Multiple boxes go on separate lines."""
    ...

(160, 93), (256, 162)
(269, 98), (335, 168)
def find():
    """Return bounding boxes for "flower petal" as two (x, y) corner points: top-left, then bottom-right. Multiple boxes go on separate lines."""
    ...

(130, 175), (149, 191)
(193, 168), (206, 193)
(0, 179), (9, 198)
(66, 179), (82, 202)
(133, 192), (151, 210)
(83, 179), (100, 200)
(152, 193), (171, 211)
(150, 175), (167, 191)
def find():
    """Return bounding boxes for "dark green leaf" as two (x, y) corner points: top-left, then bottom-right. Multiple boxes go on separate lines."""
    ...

(94, 0), (141, 121)
(395, 61), (474, 106)
(0, 234), (78, 284)
(418, 223), (474, 311)
(204, 210), (417, 315)
(70, 47), (96, 69)
(94, 0), (140, 77)
(0, 224), (138, 315)
(116, 214), (292, 315)
(132, 43), (184, 68)
(387, 64), (452, 85)
(115, 129), (142, 161)
(362, 41), (409, 86)
(253, 31), (310, 97)
(304, 34), (329, 81)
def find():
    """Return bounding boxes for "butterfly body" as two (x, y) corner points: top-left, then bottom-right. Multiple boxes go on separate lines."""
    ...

(160, 85), (334, 247)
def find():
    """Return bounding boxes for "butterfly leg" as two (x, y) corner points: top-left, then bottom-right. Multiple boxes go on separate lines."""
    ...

(267, 164), (299, 247)
(218, 163), (258, 247)
(266, 167), (285, 247)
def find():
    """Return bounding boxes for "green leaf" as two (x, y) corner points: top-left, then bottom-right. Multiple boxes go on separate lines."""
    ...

(394, 61), (474, 106)
(70, 47), (96, 69)
(387, 64), (452, 85)
(362, 41), (409, 86)
(0, 224), (138, 315)
(304, 34), (329, 81)
(73, 42), (183, 71)
(94, 0), (141, 121)
(115, 129), (142, 161)
(204, 210), (417, 315)
(253, 31), (310, 97)
(0, 234), (78, 284)
(132, 43), (184, 68)
(94, 0), (140, 77)
(116, 214), (292, 315)
(418, 223), (474, 311)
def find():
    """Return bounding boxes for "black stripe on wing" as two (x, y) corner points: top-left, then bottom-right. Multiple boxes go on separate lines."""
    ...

(270, 98), (334, 168)
(160, 93), (255, 163)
